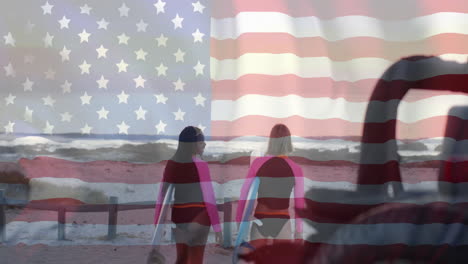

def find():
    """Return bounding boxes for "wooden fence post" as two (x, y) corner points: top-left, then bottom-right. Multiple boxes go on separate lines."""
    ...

(58, 207), (66, 240)
(0, 190), (6, 242)
(107, 196), (118, 240)
(223, 197), (232, 248)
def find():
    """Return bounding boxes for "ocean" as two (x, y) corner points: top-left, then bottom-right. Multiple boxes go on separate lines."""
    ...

(0, 134), (446, 164)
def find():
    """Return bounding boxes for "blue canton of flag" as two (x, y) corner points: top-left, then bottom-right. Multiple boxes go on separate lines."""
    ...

(0, 0), (211, 137)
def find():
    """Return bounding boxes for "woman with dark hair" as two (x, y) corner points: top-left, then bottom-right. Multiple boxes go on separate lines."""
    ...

(236, 124), (305, 247)
(153, 126), (222, 264)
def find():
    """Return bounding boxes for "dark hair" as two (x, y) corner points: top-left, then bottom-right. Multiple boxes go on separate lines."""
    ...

(172, 126), (204, 162)
(179, 126), (205, 142)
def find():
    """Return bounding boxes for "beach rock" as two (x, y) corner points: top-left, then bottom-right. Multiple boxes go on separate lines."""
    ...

(0, 162), (29, 201)
(29, 178), (108, 204)
(0, 162), (28, 184)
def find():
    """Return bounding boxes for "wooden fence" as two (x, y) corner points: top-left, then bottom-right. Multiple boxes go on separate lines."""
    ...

(0, 190), (233, 247)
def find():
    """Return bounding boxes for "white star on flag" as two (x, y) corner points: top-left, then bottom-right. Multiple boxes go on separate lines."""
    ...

(173, 78), (185, 91)
(192, 29), (204, 43)
(41, 1), (53, 15)
(136, 20), (148, 32)
(155, 120), (167, 134)
(97, 75), (109, 89)
(80, 92), (92, 105)
(173, 108), (185, 121)
(4, 121), (15, 134)
(134, 106), (147, 120)
(118, 3), (130, 17)
(23, 78), (34, 91)
(117, 33), (130, 45)
(81, 124), (93, 134)
(192, 1), (205, 13)
(61, 80), (72, 93)
(60, 112), (72, 122)
(60, 46), (71, 62)
(117, 121), (130, 134)
(97, 107), (109, 119)
(174, 49), (185, 62)
(43, 32), (54, 47)
(135, 49), (148, 61)
(193, 61), (205, 76)
(58, 16), (70, 29)
(79, 60), (91, 74)
(117, 91), (129, 104)
(97, 18), (109, 30)
(96, 45), (108, 58)
(194, 93), (206, 106)
(172, 14), (184, 29)
(197, 123), (206, 133)
(134, 75), (146, 88)
(154, 93), (168, 104)
(155, 34), (168, 47)
(43, 121), (54, 134)
(156, 63), (168, 76)
(42, 95), (55, 107)
(78, 29), (91, 43)
(4, 32), (15, 47)
(5, 94), (16, 105)
(4, 63), (16, 77)
(154, 0), (166, 14)
(116, 59), (129, 72)
(80, 4), (92, 15)
(24, 107), (33, 123)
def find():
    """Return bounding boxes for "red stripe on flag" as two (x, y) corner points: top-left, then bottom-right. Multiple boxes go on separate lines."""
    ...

(211, 115), (460, 141)
(16, 157), (443, 184)
(212, 75), (468, 102)
(211, 34), (468, 61)
(212, 0), (468, 19)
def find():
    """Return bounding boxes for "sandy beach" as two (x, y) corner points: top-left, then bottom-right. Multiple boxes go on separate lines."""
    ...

(0, 244), (234, 264)
(0, 156), (441, 263)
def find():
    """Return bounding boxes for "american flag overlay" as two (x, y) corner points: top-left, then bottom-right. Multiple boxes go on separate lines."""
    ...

(1, 1), (468, 263)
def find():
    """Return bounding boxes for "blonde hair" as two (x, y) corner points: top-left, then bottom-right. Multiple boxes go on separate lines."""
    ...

(266, 124), (293, 156)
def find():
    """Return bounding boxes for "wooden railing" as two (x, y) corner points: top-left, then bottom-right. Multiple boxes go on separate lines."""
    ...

(0, 190), (233, 247)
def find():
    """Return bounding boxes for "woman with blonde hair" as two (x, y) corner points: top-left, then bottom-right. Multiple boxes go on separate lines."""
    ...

(236, 124), (305, 248)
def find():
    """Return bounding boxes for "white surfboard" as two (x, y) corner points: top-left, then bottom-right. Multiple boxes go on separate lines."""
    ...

(151, 184), (174, 246)
(232, 177), (260, 263)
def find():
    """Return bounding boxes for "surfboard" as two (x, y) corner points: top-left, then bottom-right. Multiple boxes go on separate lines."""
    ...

(232, 176), (260, 264)
(151, 183), (174, 246)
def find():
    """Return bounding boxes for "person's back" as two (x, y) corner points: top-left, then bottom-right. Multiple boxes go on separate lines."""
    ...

(164, 160), (204, 206)
(255, 157), (295, 212)
(249, 156), (299, 241)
